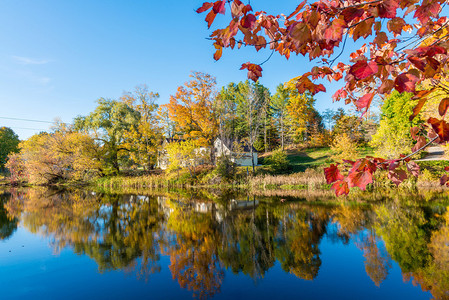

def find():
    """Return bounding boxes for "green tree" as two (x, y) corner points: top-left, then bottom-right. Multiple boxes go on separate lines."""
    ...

(370, 91), (421, 159)
(0, 127), (20, 171)
(235, 81), (269, 173)
(74, 98), (140, 174)
(332, 109), (365, 143)
(121, 85), (162, 171)
(264, 149), (290, 174)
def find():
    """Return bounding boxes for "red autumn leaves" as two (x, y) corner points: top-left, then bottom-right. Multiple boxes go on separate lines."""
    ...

(349, 60), (378, 81)
(198, 0), (449, 196)
(324, 158), (421, 196)
(197, 0), (449, 116)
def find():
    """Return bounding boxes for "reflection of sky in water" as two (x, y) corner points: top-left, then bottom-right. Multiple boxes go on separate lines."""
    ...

(0, 191), (435, 299)
(0, 226), (430, 299)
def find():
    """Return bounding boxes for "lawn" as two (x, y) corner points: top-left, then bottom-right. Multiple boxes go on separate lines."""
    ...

(261, 145), (375, 173)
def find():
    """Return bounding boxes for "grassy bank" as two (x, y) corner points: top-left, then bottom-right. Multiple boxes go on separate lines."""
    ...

(6, 146), (448, 194)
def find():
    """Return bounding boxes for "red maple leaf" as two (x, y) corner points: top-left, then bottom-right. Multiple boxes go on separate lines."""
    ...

(406, 161), (420, 177)
(348, 171), (373, 190)
(408, 56), (426, 72)
(289, 22), (312, 44)
(341, 7), (364, 23)
(324, 19), (346, 42)
(377, 0), (399, 19)
(349, 60), (378, 80)
(388, 169), (407, 186)
(394, 72), (418, 93)
(324, 164), (344, 184)
(412, 136), (427, 152)
(241, 14), (256, 29)
(440, 174), (449, 186)
(212, 0), (226, 14)
(355, 93), (374, 112)
(331, 180), (350, 196)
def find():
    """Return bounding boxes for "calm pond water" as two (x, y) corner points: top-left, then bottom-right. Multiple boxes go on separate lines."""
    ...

(1, 188), (449, 299)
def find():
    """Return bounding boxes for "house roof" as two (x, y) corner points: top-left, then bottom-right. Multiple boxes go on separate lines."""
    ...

(216, 137), (257, 153)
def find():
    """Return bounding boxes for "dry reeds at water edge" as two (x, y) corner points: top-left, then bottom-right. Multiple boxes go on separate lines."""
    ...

(96, 175), (180, 189)
(249, 168), (326, 190)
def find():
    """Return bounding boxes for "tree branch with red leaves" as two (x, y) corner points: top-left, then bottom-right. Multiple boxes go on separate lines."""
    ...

(197, 0), (449, 195)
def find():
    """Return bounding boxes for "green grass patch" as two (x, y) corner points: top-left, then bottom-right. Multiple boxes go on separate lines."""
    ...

(417, 160), (449, 177)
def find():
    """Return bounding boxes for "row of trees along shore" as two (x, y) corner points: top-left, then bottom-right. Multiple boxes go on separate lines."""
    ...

(3, 71), (384, 186)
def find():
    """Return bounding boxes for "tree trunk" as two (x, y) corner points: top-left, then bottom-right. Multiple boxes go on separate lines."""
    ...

(250, 146), (255, 175)
(281, 114), (284, 151)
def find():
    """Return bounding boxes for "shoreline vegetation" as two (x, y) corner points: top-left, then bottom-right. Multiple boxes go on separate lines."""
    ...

(4, 81), (449, 198)
(3, 146), (449, 197)
(0, 148), (449, 196)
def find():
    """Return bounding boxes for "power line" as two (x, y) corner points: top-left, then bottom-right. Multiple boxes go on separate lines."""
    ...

(4, 126), (48, 131)
(0, 116), (64, 124)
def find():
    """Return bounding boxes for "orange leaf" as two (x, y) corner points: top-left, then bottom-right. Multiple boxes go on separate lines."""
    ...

(438, 98), (449, 116)
(287, 0), (306, 19)
(205, 10), (217, 28)
(240, 62), (262, 82)
(213, 46), (223, 60)
(409, 97), (427, 121)
(428, 117), (449, 142)
(387, 17), (406, 36)
(196, 2), (213, 13)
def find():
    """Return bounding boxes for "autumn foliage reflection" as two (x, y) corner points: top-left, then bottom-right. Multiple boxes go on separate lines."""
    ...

(4, 188), (449, 299)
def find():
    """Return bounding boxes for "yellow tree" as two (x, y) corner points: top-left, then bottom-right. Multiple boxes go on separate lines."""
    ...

(121, 85), (162, 171)
(165, 139), (208, 178)
(165, 72), (219, 156)
(284, 78), (318, 143)
(15, 123), (101, 185)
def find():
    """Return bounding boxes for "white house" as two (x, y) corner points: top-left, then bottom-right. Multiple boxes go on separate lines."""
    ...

(157, 137), (258, 170)
(214, 138), (258, 167)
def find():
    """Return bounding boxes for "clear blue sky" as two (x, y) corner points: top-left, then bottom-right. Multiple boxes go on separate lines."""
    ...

(0, 0), (347, 139)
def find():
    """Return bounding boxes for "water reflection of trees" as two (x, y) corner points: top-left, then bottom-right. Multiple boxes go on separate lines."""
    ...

(0, 190), (18, 240)
(4, 188), (449, 299)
